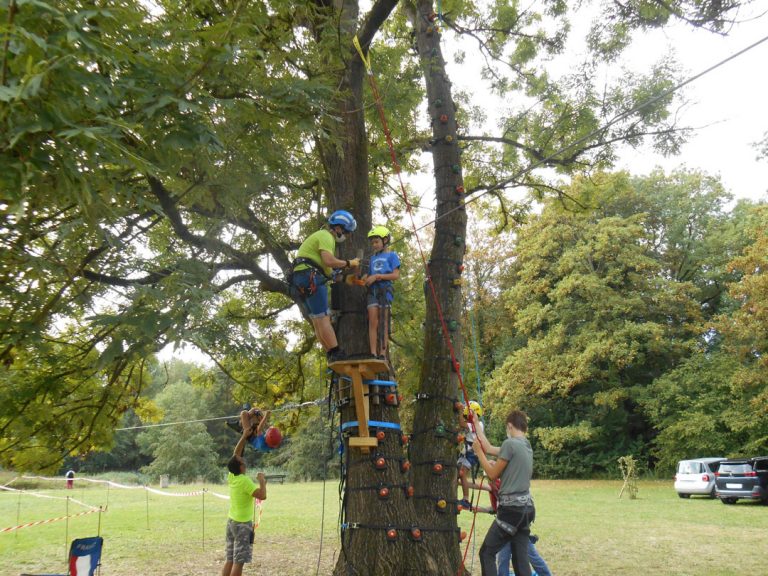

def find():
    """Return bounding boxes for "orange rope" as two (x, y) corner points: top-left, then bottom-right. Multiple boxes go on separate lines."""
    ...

(355, 36), (480, 576)
(459, 475), (485, 575)
(354, 38), (474, 415)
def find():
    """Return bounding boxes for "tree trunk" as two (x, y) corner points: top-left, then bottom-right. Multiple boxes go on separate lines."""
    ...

(322, 2), (446, 574)
(407, 1), (471, 573)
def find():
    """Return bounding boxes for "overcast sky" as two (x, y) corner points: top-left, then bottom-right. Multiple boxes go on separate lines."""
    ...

(614, 8), (768, 203)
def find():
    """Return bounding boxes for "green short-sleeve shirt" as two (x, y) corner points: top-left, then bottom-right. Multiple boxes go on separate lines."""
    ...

(295, 229), (336, 276)
(227, 472), (257, 522)
(498, 436), (533, 497)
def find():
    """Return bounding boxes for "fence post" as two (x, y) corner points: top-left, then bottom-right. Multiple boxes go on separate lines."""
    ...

(65, 496), (70, 562)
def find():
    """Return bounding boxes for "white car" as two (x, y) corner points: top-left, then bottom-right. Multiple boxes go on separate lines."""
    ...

(674, 458), (725, 498)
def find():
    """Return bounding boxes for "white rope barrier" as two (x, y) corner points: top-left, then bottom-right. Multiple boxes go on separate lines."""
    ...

(0, 484), (100, 511)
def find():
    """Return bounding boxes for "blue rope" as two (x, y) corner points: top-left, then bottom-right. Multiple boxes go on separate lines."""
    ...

(341, 420), (402, 432)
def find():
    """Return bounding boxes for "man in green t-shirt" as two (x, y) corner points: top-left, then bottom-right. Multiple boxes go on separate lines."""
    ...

(221, 429), (268, 576)
(474, 410), (535, 576)
(290, 210), (360, 362)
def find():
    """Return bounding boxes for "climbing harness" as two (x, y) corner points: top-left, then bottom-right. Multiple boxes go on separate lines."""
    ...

(288, 257), (331, 298)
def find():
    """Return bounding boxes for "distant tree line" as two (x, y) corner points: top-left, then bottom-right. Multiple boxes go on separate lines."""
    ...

(469, 169), (767, 476)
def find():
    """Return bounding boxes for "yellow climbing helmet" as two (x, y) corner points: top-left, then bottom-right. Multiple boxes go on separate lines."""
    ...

(367, 225), (391, 243)
(464, 400), (483, 417)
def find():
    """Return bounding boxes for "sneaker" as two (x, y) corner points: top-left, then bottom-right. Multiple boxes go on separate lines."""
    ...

(457, 498), (473, 511)
(225, 419), (243, 434)
(327, 349), (347, 363)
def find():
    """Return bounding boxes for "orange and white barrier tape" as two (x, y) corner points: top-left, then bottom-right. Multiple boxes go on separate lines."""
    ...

(1, 507), (102, 533)
(207, 490), (230, 500)
(144, 486), (205, 497)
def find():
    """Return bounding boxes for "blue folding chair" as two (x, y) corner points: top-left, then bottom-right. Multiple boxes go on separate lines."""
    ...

(20, 536), (103, 576)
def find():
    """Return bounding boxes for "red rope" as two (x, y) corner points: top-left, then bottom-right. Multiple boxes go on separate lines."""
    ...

(459, 475), (485, 575)
(363, 57), (473, 415)
(360, 42), (480, 576)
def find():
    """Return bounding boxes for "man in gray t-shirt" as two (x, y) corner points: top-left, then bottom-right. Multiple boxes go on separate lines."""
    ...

(497, 435), (532, 503)
(474, 410), (536, 576)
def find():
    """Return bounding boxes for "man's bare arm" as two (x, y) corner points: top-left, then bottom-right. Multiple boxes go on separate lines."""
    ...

(234, 431), (248, 458)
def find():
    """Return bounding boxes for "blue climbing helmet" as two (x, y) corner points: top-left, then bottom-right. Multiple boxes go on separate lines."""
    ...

(328, 210), (357, 233)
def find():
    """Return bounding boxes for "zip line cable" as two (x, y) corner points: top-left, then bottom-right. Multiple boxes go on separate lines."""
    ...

(114, 397), (327, 431)
(387, 31), (768, 250)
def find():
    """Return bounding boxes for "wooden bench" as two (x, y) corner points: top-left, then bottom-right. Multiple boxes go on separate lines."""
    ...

(264, 474), (287, 484)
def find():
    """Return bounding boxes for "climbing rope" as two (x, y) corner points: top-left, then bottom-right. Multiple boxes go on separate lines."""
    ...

(354, 20), (483, 575)
(353, 33), (474, 414)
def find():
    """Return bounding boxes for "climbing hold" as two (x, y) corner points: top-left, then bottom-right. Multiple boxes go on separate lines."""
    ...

(455, 185), (465, 194)
(452, 278), (463, 287)
(432, 462), (444, 475)
(376, 430), (386, 441)
(454, 401), (463, 412)
(375, 457), (387, 470)
(460, 530), (467, 542)
(401, 460), (411, 473)
(435, 98), (443, 108)
(410, 527), (423, 541)
(386, 392), (398, 405)
(378, 486), (390, 499)
(445, 135), (454, 144)
(401, 434), (410, 446)
(428, 11), (438, 21)
(436, 499), (447, 511)
(451, 164), (461, 174)
(407, 485), (415, 497)
(426, 25), (435, 36)
(457, 263), (465, 273)
(387, 528), (398, 541)
(435, 423), (446, 435)
(457, 433), (465, 444)
(453, 235), (463, 246)
(448, 319), (459, 331)
(439, 114), (449, 123)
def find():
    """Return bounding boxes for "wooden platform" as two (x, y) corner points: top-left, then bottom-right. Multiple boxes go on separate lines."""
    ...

(328, 358), (389, 379)
(329, 358), (389, 452)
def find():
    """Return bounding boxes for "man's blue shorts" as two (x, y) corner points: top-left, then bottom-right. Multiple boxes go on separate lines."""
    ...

(292, 269), (329, 318)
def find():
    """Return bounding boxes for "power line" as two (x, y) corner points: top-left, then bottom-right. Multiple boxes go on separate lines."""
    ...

(392, 32), (768, 246)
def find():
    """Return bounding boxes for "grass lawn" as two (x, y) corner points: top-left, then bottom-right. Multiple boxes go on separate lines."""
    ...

(1, 476), (766, 575)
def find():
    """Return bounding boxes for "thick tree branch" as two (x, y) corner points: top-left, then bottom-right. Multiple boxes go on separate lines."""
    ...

(147, 175), (289, 296)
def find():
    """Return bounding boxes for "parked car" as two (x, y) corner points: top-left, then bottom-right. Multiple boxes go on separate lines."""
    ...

(674, 458), (725, 498)
(715, 456), (768, 504)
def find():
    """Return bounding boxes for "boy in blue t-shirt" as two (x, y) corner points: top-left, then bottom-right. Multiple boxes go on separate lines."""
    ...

(365, 226), (400, 358)
(229, 407), (273, 452)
